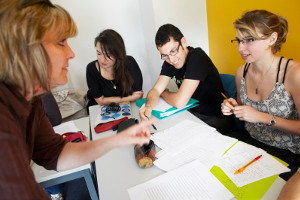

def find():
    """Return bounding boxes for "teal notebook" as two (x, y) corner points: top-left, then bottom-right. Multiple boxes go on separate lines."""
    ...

(136, 98), (198, 119)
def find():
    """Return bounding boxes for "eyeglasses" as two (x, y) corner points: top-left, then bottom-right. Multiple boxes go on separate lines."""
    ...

(161, 42), (181, 60)
(231, 37), (255, 45)
(17, 0), (55, 10)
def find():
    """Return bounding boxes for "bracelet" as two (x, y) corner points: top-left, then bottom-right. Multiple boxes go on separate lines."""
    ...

(267, 115), (276, 126)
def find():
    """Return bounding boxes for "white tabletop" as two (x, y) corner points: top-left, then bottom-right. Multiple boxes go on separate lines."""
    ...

(32, 116), (90, 183)
(89, 103), (286, 200)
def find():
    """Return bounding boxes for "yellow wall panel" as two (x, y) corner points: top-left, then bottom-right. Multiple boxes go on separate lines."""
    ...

(206, 0), (300, 75)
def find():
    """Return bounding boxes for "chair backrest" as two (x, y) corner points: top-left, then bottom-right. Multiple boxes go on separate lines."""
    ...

(42, 92), (62, 126)
(219, 73), (244, 131)
(219, 74), (237, 99)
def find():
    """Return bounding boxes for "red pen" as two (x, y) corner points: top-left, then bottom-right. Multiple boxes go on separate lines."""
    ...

(234, 155), (262, 175)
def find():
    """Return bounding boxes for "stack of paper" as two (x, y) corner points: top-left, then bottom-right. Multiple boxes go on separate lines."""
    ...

(216, 144), (290, 187)
(128, 160), (234, 200)
(211, 141), (290, 200)
(151, 120), (238, 171)
(128, 119), (291, 200)
(136, 98), (198, 119)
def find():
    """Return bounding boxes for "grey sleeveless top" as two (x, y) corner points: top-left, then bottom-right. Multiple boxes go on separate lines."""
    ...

(240, 57), (300, 154)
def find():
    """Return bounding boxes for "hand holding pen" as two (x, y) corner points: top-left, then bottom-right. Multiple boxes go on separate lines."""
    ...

(145, 115), (157, 130)
(221, 92), (236, 107)
(221, 92), (237, 115)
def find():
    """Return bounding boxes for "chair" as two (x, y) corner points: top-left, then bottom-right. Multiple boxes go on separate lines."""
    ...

(41, 92), (62, 126)
(219, 73), (244, 131)
(219, 74), (237, 99)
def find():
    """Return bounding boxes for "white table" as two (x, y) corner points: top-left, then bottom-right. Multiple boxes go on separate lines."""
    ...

(89, 103), (286, 200)
(31, 117), (98, 200)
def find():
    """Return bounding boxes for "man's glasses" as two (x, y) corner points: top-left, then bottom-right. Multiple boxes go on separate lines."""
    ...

(161, 42), (181, 60)
(17, 0), (55, 10)
(231, 37), (255, 45)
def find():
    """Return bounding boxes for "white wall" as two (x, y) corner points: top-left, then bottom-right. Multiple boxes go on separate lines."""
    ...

(52, 0), (208, 94)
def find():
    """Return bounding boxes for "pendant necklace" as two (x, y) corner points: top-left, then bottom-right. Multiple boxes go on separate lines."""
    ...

(111, 80), (116, 89)
(97, 61), (116, 89)
(255, 56), (275, 94)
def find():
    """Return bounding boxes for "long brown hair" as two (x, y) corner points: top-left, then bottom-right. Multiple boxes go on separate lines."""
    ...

(94, 29), (134, 97)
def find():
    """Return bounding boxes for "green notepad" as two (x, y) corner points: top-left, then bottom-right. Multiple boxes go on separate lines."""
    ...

(136, 98), (198, 119)
(210, 153), (288, 200)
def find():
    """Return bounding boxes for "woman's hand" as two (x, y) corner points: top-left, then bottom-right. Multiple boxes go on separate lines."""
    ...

(221, 98), (238, 115)
(116, 118), (156, 146)
(221, 98), (264, 123)
(233, 105), (264, 123)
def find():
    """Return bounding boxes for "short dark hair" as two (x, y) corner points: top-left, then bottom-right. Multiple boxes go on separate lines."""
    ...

(155, 24), (184, 47)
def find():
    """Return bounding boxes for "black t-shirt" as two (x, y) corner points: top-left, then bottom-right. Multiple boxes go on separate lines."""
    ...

(160, 46), (225, 117)
(86, 56), (143, 106)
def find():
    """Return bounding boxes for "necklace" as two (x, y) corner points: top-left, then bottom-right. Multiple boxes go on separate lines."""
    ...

(255, 56), (275, 94)
(111, 80), (116, 89)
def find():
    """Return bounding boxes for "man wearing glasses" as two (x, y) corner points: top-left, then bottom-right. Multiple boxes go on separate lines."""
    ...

(140, 24), (232, 134)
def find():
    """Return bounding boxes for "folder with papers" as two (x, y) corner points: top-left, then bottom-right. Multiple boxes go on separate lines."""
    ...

(148, 120), (290, 200)
(136, 97), (198, 119)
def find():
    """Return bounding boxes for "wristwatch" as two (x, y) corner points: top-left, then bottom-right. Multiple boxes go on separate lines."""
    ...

(268, 115), (276, 126)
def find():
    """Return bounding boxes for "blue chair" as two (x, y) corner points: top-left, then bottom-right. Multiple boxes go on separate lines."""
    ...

(219, 73), (244, 131)
(219, 74), (237, 99)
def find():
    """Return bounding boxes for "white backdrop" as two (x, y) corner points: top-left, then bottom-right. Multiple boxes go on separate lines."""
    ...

(52, 0), (209, 94)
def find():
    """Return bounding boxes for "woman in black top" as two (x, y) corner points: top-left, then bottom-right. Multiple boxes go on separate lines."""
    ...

(86, 29), (143, 107)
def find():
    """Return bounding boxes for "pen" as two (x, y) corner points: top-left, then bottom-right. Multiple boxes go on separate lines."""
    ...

(145, 115), (157, 130)
(71, 138), (82, 143)
(221, 92), (235, 107)
(234, 155), (262, 175)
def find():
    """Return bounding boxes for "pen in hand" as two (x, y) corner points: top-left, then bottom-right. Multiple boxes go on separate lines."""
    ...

(221, 92), (235, 107)
(234, 155), (262, 175)
(145, 115), (157, 130)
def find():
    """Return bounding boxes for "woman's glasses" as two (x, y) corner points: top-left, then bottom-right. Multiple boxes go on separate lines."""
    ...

(17, 0), (55, 10)
(231, 37), (255, 45)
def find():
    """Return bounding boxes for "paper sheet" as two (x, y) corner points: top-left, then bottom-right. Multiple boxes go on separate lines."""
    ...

(128, 160), (234, 200)
(216, 147), (290, 187)
(150, 119), (216, 152)
(210, 165), (279, 200)
(152, 97), (173, 112)
(139, 97), (172, 112)
(222, 141), (262, 158)
(154, 133), (238, 171)
(53, 121), (81, 135)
